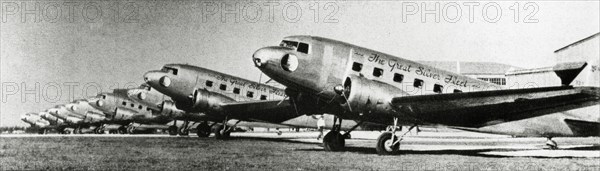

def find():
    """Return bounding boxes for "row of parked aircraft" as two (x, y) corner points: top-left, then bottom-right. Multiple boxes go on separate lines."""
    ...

(23, 35), (600, 155)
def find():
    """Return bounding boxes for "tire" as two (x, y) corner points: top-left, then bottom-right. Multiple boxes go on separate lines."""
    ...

(376, 132), (400, 155)
(212, 125), (230, 139)
(168, 126), (177, 136)
(322, 131), (345, 151)
(118, 126), (127, 134)
(196, 124), (210, 137)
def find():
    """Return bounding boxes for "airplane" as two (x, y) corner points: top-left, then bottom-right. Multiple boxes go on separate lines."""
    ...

(143, 64), (385, 139)
(251, 35), (600, 155)
(87, 90), (174, 134)
(21, 113), (53, 134)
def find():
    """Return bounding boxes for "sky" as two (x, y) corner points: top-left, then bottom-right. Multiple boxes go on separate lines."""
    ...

(1, 1), (599, 126)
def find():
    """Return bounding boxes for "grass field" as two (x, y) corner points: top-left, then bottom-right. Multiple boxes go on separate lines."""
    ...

(1, 135), (599, 170)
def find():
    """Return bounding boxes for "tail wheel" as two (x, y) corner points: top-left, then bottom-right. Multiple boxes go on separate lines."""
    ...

(168, 126), (177, 136)
(323, 131), (345, 151)
(196, 123), (210, 137)
(376, 132), (400, 155)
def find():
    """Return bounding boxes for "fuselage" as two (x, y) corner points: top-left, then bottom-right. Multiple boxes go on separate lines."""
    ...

(252, 35), (600, 137)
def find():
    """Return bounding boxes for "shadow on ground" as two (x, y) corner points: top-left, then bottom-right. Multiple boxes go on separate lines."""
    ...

(230, 136), (600, 158)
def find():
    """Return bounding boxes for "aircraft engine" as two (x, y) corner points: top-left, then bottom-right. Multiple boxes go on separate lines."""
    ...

(337, 75), (407, 115)
(113, 108), (136, 120)
(189, 89), (235, 113)
(84, 112), (106, 123)
(159, 100), (185, 118)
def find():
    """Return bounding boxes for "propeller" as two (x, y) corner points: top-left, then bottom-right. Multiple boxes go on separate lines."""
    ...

(334, 84), (352, 112)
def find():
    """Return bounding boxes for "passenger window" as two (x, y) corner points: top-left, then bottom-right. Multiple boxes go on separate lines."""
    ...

(138, 105), (143, 109)
(122, 101), (126, 106)
(233, 88), (240, 94)
(247, 91), (254, 98)
(220, 84), (227, 91)
(454, 89), (462, 93)
(433, 84), (443, 93)
(260, 95), (267, 100)
(352, 62), (363, 72)
(393, 73), (404, 83)
(205, 81), (213, 87)
(297, 43), (309, 54)
(130, 104), (135, 108)
(414, 79), (423, 88)
(102, 95), (106, 99)
(373, 68), (383, 77)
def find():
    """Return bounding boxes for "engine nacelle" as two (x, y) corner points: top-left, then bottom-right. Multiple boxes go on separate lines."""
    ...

(341, 75), (407, 115)
(113, 108), (136, 120)
(159, 100), (186, 118)
(84, 112), (106, 123)
(189, 89), (235, 113)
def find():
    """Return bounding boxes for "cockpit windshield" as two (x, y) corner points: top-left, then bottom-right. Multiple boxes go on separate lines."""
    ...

(161, 66), (178, 75)
(280, 40), (299, 49)
(279, 40), (309, 54)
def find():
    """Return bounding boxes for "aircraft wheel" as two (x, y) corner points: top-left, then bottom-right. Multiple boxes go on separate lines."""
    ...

(118, 126), (127, 134)
(94, 127), (105, 134)
(212, 125), (230, 139)
(178, 126), (190, 136)
(376, 132), (400, 155)
(127, 126), (136, 134)
(196, 124), (210, 137)
(38, 128), (45, 134)
(168, 126), (177, 136)
(323, 131), (345, 151)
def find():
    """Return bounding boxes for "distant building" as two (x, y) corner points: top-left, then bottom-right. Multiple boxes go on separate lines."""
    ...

(419, 61), (520, 87)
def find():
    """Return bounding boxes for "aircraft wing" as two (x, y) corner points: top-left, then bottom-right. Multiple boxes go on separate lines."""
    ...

(218, 100), (309, 123)
(391, 86), (600, 128)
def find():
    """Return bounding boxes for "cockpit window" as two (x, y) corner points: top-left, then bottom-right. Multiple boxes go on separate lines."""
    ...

(280, 40), (299, 49)
(280, 40), (310, 54)
(161, 67), (178, 75)
(297, 43), (309, 54)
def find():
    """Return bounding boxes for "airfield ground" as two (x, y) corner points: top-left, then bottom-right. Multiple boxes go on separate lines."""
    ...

(1, 131), (599, 170)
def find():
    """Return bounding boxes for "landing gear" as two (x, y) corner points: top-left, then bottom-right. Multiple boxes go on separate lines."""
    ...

(94, 125), (105, 134)
(323, 117), (345, 151)
(178, 120), (190, 136)
(117, 126), (127, 134)
(38, 128), (46, 134)
(168, 125), (178, 135)
(212, 119), (241, 139)
(375, 118), (417, 155)
(545, 137), (558, 150)
(212, 125), (230, 139)
(376, 132), (399, 155)
(196, 121), (210, 137)
(127, 126), (136, 134)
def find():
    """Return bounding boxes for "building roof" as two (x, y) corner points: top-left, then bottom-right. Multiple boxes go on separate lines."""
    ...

(554, 32), (600, 53)
(417, 61), (521, 75)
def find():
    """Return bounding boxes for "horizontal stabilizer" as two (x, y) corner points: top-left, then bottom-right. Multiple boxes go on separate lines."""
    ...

(553, 62), (587, 85)
(564, 119), (600, 136)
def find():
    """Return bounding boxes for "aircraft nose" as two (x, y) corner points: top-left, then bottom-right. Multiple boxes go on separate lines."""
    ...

(253, 47), (281, 68)
(144, 71), (170, 87)
(88, 98), (104, 108)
